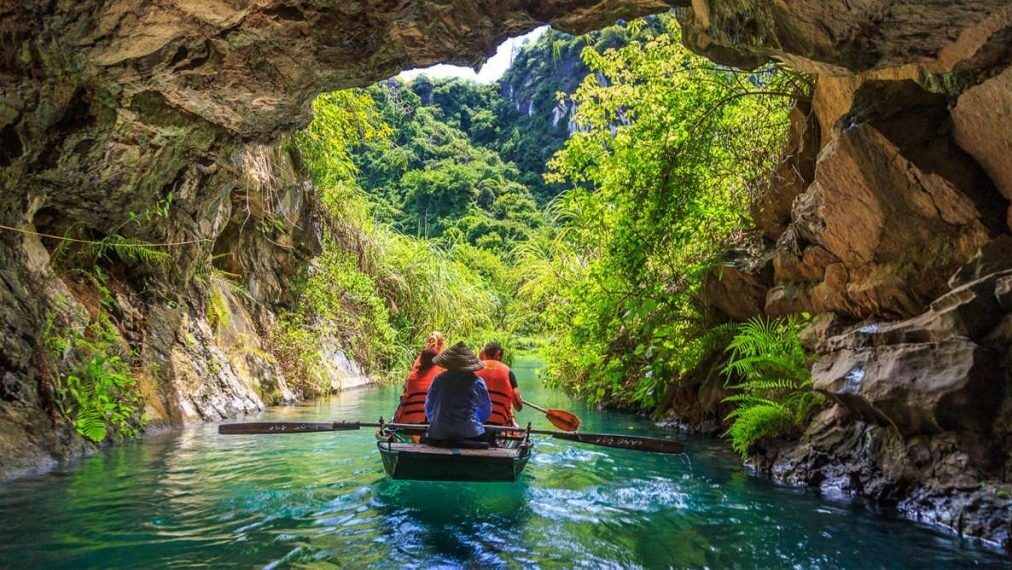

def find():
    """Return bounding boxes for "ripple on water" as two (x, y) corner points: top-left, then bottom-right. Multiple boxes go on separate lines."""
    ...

(529, 477), (689, 525)
(0, 370), (1007, 569)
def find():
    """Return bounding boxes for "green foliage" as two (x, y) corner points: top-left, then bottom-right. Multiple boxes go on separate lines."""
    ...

(52, 226), (172, 270)
(351, 81), (544, 248)
(525, 15), (807, 408)
(273, 246), (399, 394)
(721, 316), (821, 458)
(45, 313), (144, 443)
(206, 287), (229, 329)
(63, 354), (140, 443)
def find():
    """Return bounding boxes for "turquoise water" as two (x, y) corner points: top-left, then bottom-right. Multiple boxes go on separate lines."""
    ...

(0, 359), (1006, 568)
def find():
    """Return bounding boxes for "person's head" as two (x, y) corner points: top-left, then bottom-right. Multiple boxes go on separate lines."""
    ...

(432, 342), (484, 373)
(481, 341), (504, 362)
(418, 347), (438, 370)
(425, 331), (446, 352)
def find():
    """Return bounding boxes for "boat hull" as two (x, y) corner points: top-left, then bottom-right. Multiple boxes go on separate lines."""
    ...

(377, 442), (531, 482)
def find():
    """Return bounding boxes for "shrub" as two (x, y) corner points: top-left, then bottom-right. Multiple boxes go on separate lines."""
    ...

(47, 313), (144, 443)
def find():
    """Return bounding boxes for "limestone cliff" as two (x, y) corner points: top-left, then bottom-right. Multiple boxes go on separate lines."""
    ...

(677, 1), (1012, 551)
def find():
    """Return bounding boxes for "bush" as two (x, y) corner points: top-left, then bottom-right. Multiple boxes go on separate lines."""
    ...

(46, 312), (144, 443)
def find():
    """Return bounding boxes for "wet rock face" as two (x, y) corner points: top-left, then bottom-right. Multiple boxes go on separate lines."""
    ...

(678, 1), (1012, 75)
(750, 244), (1012, 552)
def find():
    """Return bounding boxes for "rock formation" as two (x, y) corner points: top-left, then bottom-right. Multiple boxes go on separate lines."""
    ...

(671, 0), (1012, 551)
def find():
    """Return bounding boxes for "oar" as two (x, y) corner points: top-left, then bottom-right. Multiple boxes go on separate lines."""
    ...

(218, 421), (685, 455)
(522, 399), (581, 432)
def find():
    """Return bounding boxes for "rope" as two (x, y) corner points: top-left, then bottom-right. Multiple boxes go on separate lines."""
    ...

(0, 223), (211, 247)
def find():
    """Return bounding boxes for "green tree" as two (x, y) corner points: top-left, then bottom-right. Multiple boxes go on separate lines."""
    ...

(525, 15), (807, 408)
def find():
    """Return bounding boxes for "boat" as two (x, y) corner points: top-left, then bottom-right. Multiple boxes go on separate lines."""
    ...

(375, 423), (532, 482)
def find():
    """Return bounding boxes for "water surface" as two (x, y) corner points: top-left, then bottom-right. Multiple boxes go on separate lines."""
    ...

(0, 359), (1005, 568)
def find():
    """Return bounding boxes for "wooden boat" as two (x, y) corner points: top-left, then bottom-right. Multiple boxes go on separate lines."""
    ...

(375, 425), (532, 482)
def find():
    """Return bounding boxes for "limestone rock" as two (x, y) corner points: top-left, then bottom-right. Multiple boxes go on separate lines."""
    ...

(750, 102), (819, 240)
(812, 337), (1003, 436)
(810, 66), (922, 149)
(751, 410), (1011, 551)
(677, 1), (1012, 75)
(948, 235), (1012, 289)
(701, 263), (768, 321)
(953, 65), (1012, 201)
(787, 81), (1001, 319)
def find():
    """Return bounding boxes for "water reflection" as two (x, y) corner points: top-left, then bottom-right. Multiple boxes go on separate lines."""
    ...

(0, 359), (1006, 568)
(373, 480), (531, 566)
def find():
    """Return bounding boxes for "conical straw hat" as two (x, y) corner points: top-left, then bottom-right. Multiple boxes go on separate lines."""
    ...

(432, 342), (484, 372)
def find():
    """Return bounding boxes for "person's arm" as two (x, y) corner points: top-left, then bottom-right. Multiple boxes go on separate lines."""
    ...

(475, 379), (492, 424)
(424, 377), (441, 421)
(509, 370), (523, 411)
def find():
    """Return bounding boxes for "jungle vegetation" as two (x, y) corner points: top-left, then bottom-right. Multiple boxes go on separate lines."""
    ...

(287, 14), (817, 457)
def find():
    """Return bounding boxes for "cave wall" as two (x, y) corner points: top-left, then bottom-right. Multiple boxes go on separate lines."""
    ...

(679, 1), (1012, 551)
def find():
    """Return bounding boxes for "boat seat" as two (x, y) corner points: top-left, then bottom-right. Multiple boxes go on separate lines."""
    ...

(383, 443), (522, 458)
(426, 438), (489, 450)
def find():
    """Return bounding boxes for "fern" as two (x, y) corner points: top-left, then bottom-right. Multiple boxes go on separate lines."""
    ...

(724, 403), (794, 458)
(720, 315), (821, 458)
(92, 235), (172, 266)
(49, 314), (144, 443)
(211, 268), (253, 302)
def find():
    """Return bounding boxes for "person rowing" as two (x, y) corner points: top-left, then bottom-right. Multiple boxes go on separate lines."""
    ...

(476, 341), (522, 426)
(422, 342), (495, 448)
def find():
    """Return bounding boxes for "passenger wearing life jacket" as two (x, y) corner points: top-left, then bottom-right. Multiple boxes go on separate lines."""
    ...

(393, 347), (445, 424)
(409, 331), (445, 375)
(475, 341), (523, 426)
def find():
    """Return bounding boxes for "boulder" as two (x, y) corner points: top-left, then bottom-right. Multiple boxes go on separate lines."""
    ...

(813, 337), (1003, 436)
(952, 65), (1012, 201)
(701, 263), (768, 321)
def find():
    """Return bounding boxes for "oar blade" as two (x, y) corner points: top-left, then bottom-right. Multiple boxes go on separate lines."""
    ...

(218, 421), (361, 435)
(545, 409), (581, 432)
(552, 431), (685, 455)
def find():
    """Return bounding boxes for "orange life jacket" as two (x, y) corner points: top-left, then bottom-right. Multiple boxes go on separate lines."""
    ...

(393, 365), (444, 423)
(476, 360), (516, 426)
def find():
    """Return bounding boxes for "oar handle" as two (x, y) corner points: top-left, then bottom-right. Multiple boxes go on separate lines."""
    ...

(219, 421), (369, 434)
(522, 400), (548, 413)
